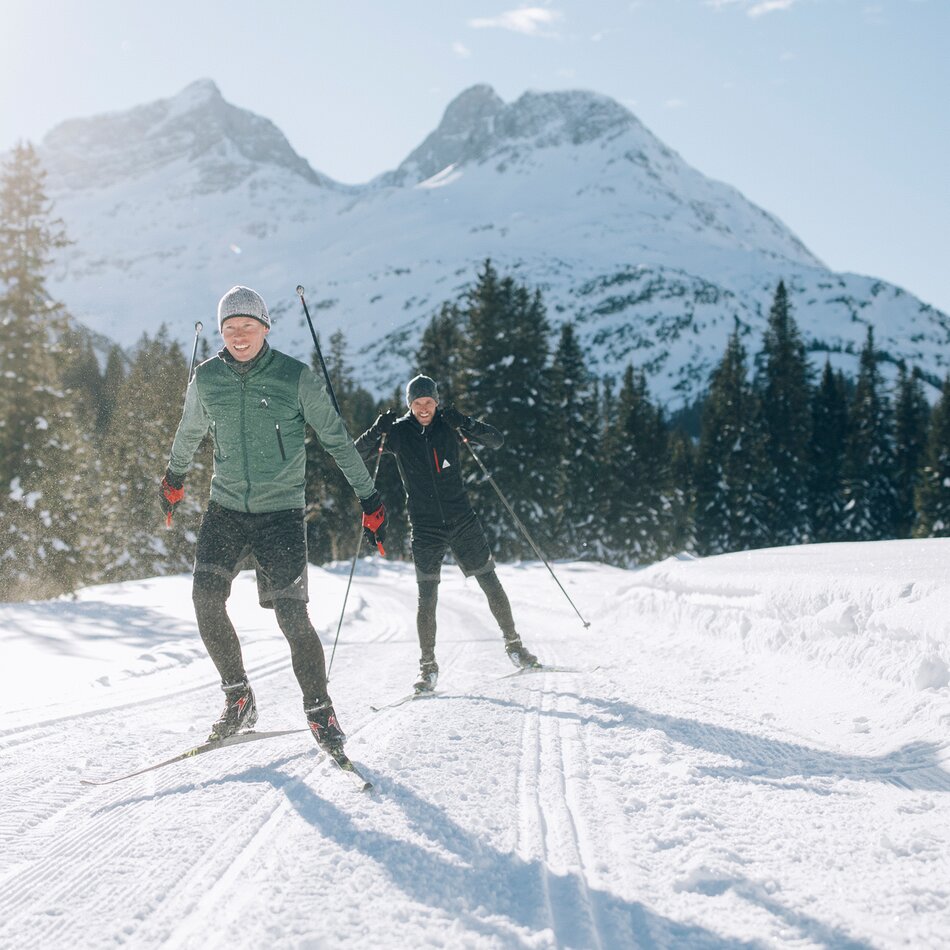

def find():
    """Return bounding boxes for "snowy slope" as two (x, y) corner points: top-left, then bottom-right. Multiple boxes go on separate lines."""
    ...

(2, 543), (949, 948)
(33, 80), (950, 402)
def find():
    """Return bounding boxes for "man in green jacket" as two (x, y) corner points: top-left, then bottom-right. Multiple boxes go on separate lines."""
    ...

(160, 285), (386, 754)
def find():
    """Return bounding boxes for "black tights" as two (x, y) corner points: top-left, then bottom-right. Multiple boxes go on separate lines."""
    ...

(416, 570), (517, 663)
(193, 573), (328, 706)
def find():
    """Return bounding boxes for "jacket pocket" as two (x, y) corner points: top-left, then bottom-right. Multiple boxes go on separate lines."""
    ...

(275, 422), (287, 461)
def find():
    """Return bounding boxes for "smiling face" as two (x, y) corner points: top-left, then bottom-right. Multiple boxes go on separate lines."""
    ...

(410, 396), (438, 427)
(221, 316), (269, 362)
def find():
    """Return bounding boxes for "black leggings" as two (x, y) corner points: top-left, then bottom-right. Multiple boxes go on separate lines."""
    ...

(193, 573), (328, 706)
(416, 570), (516, 662)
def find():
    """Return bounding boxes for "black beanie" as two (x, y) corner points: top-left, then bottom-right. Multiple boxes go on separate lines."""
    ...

(406, 374), (439, 406)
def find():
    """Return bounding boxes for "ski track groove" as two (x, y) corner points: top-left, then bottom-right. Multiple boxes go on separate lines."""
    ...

(513, 670), (611, 950)
(0, 735), (342, 949)
(0, 657), (300, 871)
(153, 751), (351, 949)
(539, 680), (607, 950)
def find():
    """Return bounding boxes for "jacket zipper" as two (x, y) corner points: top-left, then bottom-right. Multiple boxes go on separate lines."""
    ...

(240, 376), (251, 512)
(424, 427), (446, 524)
(275, 422), (287, 460)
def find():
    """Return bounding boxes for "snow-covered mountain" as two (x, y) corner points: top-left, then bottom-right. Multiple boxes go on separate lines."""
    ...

(34, 79), (950, 402)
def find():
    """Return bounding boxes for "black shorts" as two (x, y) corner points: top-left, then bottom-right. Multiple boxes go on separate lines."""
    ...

(194, 501), (309, 608)
(411, 510), (495, 582)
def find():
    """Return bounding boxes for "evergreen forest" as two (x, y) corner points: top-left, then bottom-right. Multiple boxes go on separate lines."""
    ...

(4, 143), (950, 601)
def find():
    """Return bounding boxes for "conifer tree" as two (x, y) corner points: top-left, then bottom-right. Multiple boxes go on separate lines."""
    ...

(694, 325), (767, 555)
(97, 345), (127, 433)
(458, 261), (553, 559)
(304, 331), (377, 563)
(841, 327), (898, 540)
(914, 376), (950, 537)
(0, 142), (90, 599)
(893, 363), (929, 538)
(668, 430), (696, 555)
(416, 302), (466, 408)
(602, 365), (675, 565)
(548, 323), (601, 559)
(755, 281), (813, 545)
(809, 361), (850, 542)
(98, 329), (197, 582)
(0, 142), (71, 490)
(60, 328), (103, 429)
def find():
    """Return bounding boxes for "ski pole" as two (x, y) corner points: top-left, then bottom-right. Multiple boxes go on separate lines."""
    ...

(296, 285), (342, 416)
(460, 435), (591, 629)
(326, 433), (387, 680)
(187, 320), (203, 387)
(296, 284), (384, 557)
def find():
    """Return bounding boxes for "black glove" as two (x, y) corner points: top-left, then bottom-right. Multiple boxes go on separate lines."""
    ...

(360, 489), (388, 551)
(159, 468), (185, 524)
(375, 409), (399, 436)
(441, 405), (469, 430)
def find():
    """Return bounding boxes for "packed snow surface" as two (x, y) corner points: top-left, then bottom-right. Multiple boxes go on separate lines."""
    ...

(2, 540), (949, 948)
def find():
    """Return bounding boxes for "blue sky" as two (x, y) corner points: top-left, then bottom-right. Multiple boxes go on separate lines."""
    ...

(1, 0), (947, 314)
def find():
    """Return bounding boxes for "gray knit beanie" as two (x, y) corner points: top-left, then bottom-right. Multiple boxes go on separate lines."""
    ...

(217, 286), (271, 331)
(406, 374), (439, 406)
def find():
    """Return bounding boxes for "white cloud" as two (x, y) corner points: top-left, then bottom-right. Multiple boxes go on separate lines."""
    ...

(451, 41), (472, 58)
(468, 7), (563, 36)
(664, 98), (687, 110)
(704, 0), (798, 13)
(748, 0), (796, 16)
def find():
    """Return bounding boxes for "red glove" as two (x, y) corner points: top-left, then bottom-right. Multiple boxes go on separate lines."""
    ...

(160, 469), (185, 527)
(360, 490), (387, 554)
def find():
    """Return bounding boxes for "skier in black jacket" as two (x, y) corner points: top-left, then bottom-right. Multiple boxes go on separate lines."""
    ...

(356, 374), (540, 692)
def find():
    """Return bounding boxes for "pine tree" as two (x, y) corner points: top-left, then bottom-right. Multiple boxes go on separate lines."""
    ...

(893, 363), (929, 538)
(60, 327), (104, 429)
(694, 325), (767, 555)
(841, 327), (898, 540)
(416, 302), (466, 408)
(602, 365), (676, 565)
(0, 142), (91, 599)
(755, 281), (813, 545)
(0, 142), (71, 489)
(457, 261), (553, 559)
(98, 329), (197, 582)
(809, 361), (850, 542)
(914, 376), (950, 537)
(548, 323), (601, 559)
(668, 430), (696, 555)
(97, 345), (127, 433)
(304, 331), (377, 563)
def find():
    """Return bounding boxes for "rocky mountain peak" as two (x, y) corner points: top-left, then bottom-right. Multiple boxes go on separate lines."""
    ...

(40, 79), (326, 193)
(384, 84), (641, 185)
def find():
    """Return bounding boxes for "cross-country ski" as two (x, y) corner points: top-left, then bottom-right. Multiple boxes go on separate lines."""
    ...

(80, 729), (309, 786)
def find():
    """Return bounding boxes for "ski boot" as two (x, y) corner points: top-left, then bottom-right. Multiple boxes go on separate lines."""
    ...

(504, 637), (541, 670)
(413, 659), (439, 694)
(305, 699), (346, 753)
(208, 677), (258, 742)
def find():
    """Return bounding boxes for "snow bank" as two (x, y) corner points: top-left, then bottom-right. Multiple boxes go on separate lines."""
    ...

(617, 539), (950, 692)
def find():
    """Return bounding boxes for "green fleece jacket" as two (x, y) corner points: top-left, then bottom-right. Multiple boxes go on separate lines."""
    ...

(168, 344), (374, 513)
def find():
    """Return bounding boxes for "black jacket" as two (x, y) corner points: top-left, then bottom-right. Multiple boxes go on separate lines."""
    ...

(356, 408), (502, 528)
